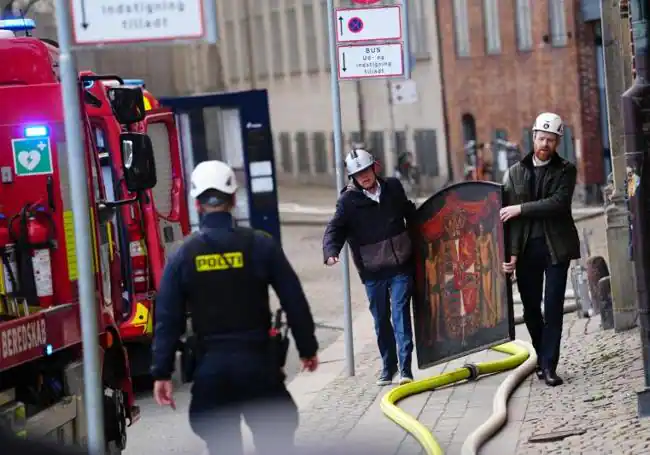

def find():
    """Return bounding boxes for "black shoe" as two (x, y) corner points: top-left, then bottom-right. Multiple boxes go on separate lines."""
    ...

(535, 367), (544, 380)
(376, 370), (396, 386)
(542, 369), (564, 387)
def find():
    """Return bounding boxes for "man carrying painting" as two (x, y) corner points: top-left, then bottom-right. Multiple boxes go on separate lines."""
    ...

(500, 112), (581, 387)
(323, 147), (417, 386)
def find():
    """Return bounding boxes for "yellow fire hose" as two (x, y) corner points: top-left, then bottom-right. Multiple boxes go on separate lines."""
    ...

(380, 340), (537, 455)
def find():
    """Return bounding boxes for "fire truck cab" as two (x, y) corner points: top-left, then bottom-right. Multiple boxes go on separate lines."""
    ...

(0, 18), (158, 452)
(86, 75), (190, 379)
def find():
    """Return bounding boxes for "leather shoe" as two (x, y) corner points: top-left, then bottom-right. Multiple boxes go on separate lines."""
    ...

(542, 369), (564, 387)
(535, 367), (544, 380)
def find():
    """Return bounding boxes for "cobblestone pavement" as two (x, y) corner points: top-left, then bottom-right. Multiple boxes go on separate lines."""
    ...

(514, 316), (649, 455)
(295, 313), (650, 455)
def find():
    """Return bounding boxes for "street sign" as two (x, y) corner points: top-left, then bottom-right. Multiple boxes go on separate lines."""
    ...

(338, 43), (405, 80)
(69, 0), (205, 45)
(335, 6), (402, 43)
(391, 79), (418, 104)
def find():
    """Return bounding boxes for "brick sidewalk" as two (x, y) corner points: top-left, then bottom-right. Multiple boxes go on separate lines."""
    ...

(289, 312), (650, 455)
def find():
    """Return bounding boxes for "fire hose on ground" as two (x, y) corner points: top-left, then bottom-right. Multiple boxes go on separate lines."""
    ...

(380, 303), (577, 455)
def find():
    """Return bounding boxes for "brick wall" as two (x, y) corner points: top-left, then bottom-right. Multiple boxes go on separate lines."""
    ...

(436, 0), (604, 191)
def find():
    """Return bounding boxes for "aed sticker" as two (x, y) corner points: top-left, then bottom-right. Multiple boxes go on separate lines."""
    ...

(11, 137), (54, 176)
(195, 252), (244, 272)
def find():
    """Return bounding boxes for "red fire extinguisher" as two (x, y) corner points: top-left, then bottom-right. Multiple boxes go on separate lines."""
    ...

(26, 207), (55, 308)
(10, 205), (56, 308)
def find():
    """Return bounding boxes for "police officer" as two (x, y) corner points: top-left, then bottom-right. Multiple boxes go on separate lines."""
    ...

(151, 160), (319, 455)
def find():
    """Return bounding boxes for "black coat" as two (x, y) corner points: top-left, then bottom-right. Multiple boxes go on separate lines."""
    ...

(502, 151), (581, 264)
(322, 177), (416, 282)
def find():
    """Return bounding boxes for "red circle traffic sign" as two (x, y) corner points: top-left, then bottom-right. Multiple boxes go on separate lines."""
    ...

(351, 0), (381, 4)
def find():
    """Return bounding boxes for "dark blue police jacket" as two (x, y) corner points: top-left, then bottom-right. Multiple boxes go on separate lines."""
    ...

(151, 212), (318, 380)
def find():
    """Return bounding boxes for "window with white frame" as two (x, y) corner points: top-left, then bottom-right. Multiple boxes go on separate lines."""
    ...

(453, 0), (470, 57)
(549, 0), (567, 46)
(286, 7), (301, 73)
(252, 14), (269, 78)
(515, 0), (533, 51)
(270, 10), (285, 77)
(303, 1), (319, 71)
(483, 0), (501, 54)
(408, 0), (429, 58)
(225, 20), (240, 82)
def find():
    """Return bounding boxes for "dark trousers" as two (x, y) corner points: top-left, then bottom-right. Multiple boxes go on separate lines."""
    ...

(515, 237), (570, 372)
(189, 343), (298, 455)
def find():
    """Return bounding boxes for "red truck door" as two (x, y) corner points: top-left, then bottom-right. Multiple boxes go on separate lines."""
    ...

(145, 109), (190, 265)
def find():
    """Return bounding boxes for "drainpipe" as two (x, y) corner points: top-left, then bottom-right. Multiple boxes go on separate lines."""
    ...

(621, 0), (650, 417)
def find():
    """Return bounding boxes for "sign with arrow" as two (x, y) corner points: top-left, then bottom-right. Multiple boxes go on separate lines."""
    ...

(69, 0), (206, 46)
(337, 43), (405, 80)
(335, 6), (402, 44)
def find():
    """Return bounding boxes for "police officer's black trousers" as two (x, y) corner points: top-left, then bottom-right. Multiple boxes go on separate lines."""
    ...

(188, 342), (299, 455)
(515, 237), (570, 373)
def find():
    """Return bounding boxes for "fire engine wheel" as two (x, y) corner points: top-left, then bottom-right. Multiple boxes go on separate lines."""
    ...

(104, 387), (128, 453)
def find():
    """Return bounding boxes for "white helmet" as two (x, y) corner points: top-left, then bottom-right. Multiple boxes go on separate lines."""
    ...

(190, 160), (238, 199)
(345, 148), (375, 176)
(532, 112), (564, 137)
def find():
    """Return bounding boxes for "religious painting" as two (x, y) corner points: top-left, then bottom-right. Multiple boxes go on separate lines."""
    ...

(411, 181), (515, 369)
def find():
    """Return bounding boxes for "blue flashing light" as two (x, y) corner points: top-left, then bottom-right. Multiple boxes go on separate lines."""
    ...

(45, 344), (53, 356)
(83, 80), (95, 90)
(24, 126), (48, 137)
(124, 79), (146, 88)
(0, 18), (36, 32)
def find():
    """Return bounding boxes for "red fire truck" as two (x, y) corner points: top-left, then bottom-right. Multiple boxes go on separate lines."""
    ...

(84, 75), (190, 380)
(0, 18), (170, 452)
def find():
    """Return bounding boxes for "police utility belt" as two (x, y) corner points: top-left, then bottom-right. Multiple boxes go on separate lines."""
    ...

(181, 310), (290, 384)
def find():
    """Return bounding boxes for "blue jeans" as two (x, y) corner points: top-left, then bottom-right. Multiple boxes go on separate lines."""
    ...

(364, 273), (414, 375)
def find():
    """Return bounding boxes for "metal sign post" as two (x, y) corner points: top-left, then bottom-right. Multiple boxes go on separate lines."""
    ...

(54, 0), (105, 452)
(52, 0), (218, 452)
(326, 0), (355, 377)
(327, 0), (411, 377)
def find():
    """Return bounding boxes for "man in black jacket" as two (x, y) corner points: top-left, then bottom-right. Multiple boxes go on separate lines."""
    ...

(500, 112), (581, 387)
(323, 148), (416, 386)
